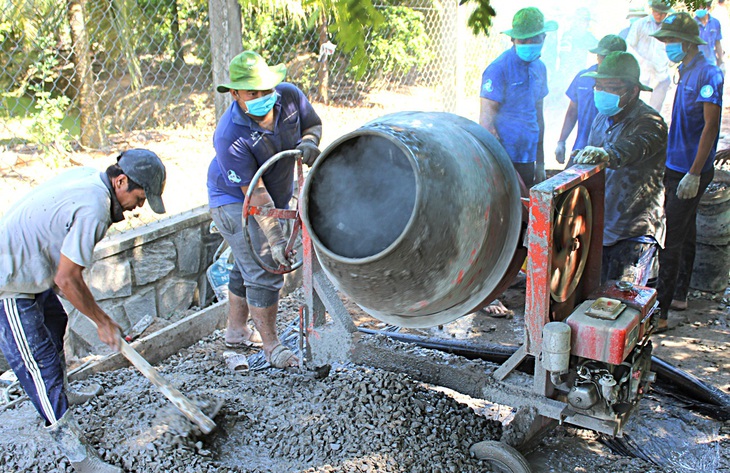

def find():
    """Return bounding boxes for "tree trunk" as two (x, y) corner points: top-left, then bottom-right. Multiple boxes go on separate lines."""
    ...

(67, 0), (106, 148)
(170, 0), (184, 70)
(208, 0), (243, 119)
(317, 13), (329, 105)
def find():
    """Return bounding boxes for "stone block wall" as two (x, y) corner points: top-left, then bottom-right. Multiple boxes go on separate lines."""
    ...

(64, 206), (223, 358)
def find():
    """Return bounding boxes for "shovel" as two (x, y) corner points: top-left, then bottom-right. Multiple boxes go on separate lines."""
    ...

(119, 338), (217, 434)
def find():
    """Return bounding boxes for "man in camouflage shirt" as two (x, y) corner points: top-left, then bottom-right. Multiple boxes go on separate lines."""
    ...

(573, 52), (668, 285)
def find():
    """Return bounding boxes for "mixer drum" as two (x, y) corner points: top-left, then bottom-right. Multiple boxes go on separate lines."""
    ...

(301, 111), (525, 327)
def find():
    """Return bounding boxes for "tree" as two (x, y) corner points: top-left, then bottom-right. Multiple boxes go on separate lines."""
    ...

(67, 0), (106, 148)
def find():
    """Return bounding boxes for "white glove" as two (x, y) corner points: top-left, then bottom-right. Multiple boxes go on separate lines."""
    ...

(270, 241), (296, 268)
(676, 173), (700, 200)
(535, 162), (546, 183)
(573, 146), (609, 164)
(555, 141), (566, 165)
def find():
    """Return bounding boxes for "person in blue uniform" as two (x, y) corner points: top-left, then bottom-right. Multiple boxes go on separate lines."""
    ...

(696, 0), (725, 66)
(555, 35), (627, 167)
(207, 51), (322, 365)
(479, 7), (557, 188)
(650, 13), (724, 331)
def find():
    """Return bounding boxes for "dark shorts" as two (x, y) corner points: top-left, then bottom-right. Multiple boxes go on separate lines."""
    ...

(210, 203), (282, 308)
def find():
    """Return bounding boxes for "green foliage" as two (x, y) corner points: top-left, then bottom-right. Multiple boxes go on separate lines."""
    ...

(458, 0), (495, 37)
(327, 0), (384, 77)
(28, 35), (72, 164)
(358, 6), (434, 81)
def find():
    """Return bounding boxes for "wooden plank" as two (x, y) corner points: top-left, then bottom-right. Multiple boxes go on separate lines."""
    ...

(70, 301), (228, 381)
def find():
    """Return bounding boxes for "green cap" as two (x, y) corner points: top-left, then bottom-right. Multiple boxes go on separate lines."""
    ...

(117, 149), (167, 214)
(650, 12), (707, 44)
(216, 51), (287, 93)
(649, 0), (672, 13)
(502, 7), (558, 40)
(582, 51), (653, 92)
(590, 34), (628, 56)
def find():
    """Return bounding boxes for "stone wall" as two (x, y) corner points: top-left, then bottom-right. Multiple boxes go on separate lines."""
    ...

(64, 206), (223, 358)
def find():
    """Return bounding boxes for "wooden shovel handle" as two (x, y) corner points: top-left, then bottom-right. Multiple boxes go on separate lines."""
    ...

(119, 338), (216, 434)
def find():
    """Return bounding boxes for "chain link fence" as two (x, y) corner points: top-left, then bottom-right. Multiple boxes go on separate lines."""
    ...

(1, 0), (505, 233)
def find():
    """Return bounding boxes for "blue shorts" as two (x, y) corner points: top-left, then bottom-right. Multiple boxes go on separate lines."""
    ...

(210, 203), (282, 308)
(0, 290), (68, 425)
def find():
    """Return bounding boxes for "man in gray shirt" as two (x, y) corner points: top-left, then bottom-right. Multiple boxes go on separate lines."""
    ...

(574, 52), (668, 286)
(0, 149), (166, 473)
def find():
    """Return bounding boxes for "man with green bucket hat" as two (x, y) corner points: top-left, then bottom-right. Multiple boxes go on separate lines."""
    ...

(571, 51), (668, 288)
(649, 12), (724, 331)
(555, 34), (627, 167)
(480, 6), (557, 189)
(207, 51), (323, 366)
(627, 0), (673, 113)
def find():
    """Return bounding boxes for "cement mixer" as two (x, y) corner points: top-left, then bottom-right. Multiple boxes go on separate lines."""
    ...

(243, 112), (658, 473)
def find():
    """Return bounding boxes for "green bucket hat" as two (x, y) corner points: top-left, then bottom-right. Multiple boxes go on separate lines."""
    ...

(650, 12), (708, 44)
(649, 0), (672, 13)
(590, 34), (628, 56)
(582, 51), (653, 91)
(216, 51), (287, 93)
(502, 7), (558, 40)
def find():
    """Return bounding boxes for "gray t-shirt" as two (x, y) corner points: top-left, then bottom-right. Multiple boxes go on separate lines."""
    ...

(0, 167), (112, 299)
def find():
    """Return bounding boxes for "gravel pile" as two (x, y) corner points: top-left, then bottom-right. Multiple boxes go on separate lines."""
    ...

(0, 330), (502, 473)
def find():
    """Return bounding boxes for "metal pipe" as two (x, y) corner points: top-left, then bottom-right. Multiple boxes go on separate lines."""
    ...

(357, 328), (730, 417)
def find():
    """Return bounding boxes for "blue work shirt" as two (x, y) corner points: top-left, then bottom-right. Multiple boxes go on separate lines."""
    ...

(566, 64), (598, 151)
(696, 15), (723, 65)
(207, 82), (321, 209)
(480, 47), (549, 164)
(667, 52), (724, 174)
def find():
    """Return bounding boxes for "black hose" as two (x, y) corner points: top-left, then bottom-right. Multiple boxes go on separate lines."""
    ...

(357, 327), (730, 417)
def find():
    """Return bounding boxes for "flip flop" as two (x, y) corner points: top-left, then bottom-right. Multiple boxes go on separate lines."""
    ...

(268, 344), (298, 369)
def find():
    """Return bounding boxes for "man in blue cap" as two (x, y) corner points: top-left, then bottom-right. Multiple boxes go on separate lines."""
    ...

(207, 51), (322, 365)
(479, 6), (557, 188)
(0, 149), (166, 472)
(572, 52), (667, 286)
(650, 12), (724, 331)
(555, 34), (627, 166)
(695, 0), (725, 67)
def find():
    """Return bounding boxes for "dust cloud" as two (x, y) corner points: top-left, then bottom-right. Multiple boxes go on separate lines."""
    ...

(307, 135), (417, 259)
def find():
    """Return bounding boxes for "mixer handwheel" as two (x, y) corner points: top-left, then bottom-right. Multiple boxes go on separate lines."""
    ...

(550, 185), (592, 303)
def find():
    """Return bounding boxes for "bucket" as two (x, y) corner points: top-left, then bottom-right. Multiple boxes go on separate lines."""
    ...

(691, 169), (730, 292)
(301, 111), (526, 328)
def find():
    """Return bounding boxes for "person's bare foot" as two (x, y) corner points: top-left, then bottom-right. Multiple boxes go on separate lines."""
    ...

(225, 325), (263, 348)
(670, 299), (687, 311)
(477, 299), (514, 318)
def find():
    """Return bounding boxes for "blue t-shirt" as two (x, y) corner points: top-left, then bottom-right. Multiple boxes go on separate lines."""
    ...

(697, 15), (723, 65)
(565, 64), (598, 151)
(667, 53), (724, 174)
(207, 82), (321, 209)
(480, 47), (549, 164)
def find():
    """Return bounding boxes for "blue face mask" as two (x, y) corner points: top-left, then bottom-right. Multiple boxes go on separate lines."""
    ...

(594, 90), (625, 116)
(515, 43), (544, 62)
(245, 91), (278, 116)
(665, 42), (687, 63)
(696, 9), (708, 18)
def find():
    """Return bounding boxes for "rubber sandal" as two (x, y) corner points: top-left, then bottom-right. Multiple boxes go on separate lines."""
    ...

(268, 344), (297, 369)
(225, 328), (263, 348)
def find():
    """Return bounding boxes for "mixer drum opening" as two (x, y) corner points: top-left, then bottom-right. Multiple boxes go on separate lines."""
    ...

(306, 135), (417, 259)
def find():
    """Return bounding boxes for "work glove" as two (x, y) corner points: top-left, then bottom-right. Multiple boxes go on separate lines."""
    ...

(296, 139), (321, 166)
(535, 162), (546, 184)
(676, 173), (700, 200)
(555, 141), (566, 165)
(573, 146), (609, 165)
(254, 202), (294, 268)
